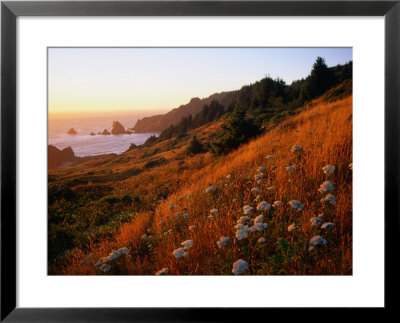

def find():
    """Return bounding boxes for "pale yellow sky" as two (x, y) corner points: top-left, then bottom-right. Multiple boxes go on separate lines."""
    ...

(48, 48), (352, 114)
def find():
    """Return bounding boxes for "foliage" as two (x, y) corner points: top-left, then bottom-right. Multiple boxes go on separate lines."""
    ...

(210, 106), (261, 155)
(185, 135), (207, 155)
(143, 157), (168, 169)
(140, 58), (352, 150)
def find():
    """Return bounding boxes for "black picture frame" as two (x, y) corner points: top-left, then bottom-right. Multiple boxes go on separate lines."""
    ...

(1, 0), (399, 321)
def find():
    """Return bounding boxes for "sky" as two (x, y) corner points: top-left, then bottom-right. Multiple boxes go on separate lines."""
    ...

(48, 47), (352, 115)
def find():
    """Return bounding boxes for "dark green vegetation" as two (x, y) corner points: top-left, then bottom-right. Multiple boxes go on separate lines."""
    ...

(48, 181), (145, 261)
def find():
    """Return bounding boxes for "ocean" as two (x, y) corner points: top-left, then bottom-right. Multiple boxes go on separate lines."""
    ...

(48, 112), (161, 157)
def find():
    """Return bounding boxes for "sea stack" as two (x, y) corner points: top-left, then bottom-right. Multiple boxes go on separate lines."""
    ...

(67, 128), (77, 135)
(102, 129), (111, 135)
(111, 121), (133, 135)
(111, 121), (126, 135)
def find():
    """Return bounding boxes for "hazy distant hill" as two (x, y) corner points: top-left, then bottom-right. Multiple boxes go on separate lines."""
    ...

(132, 91), (237, 133)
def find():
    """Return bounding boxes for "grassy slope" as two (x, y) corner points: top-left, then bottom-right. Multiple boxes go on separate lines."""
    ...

(50, 95), (352, 275)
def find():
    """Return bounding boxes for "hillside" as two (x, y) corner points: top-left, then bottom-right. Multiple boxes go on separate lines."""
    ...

(133, 60), (352, 140)
(49, 93), (352, 275)
(132, 91), (236, 132)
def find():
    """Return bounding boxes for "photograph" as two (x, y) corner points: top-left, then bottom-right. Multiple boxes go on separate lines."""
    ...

(47, 47), (353, 276)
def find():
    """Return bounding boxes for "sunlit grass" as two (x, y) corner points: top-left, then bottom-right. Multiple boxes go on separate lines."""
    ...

(50, 95), (352, 275)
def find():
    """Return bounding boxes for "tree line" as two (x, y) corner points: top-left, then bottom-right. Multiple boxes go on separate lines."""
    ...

(143, 57), (352, 155)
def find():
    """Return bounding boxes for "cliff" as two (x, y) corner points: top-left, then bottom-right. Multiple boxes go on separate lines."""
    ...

(48, 145), (76, 169)
(132, 91), (236, 133)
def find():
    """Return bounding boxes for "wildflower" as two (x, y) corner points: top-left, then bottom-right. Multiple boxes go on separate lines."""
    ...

(106, 250), (118, 261)
(205, 185), (216, 193)
(250, 223), (269, 232)
(181, 240), (193, 250)
(285, 166), (296, 171)
(169, 203), (175, 209)
(217, 236), (231, 248)
(233, 199), (238, 203)
(254, 214), (264, 223)
(288, 200), (304, 211)
(257, 179), (264, 185)
(117, 247), (128, 256)
(183, 252), (189, 258)
(175, 212), (181, 217)
(232, 259), (248, 275)
(210, 209), (218, 214)
(237, 216), (251, 225)
(258, 166), (266, 173)
(95, 259), (103, 267)
(185, 193), (192, 199)
(321, 222), (335, 230)
(273, 201), (282, 207)
(172, 247), (185, 258)
(226, 174), (232, 179)
(189, 225), (196, 231)
(322, 164), (335, 175)
(349, 163), (353, 170)
(157, 210), (161, 214)
(251, 187), (260, 193)
(100, 264), (111, 273)
(291, 145), (303, 152)
(208, 215), (214, 220)
(271, 166), (277, 170)
(254, 195), (263, 203)
(318, 181), (334, 193)
(159, 220), (164, 226)
(141, 234), (148, 240)
(183, 212), (190, 219)
(235, 225), (250, 240)
(266, 186), (274, 191)
(288, 224), (299, 232)
(243, 205), (254, 215)
(309, 235), (328, 251)
(265, 155), (273, 160)
(258, 237), (266, 244)
(310, 217), (323, 227)
(254, 174), (263, 180)
(321, 194), (336, 205)
(257, 201), (271, 212)
(155, 268), (169, 275)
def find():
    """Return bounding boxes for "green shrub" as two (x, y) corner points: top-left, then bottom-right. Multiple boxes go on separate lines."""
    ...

(185, 135), (206, 155)
(100, 195), (120, 205)
(144, 157), (168, 169)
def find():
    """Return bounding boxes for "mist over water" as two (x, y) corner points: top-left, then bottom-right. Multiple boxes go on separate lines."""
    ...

(48, 112), (160, 157)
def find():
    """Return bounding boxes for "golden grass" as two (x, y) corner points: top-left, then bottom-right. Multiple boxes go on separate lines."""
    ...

(51, 96), (352, 275)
